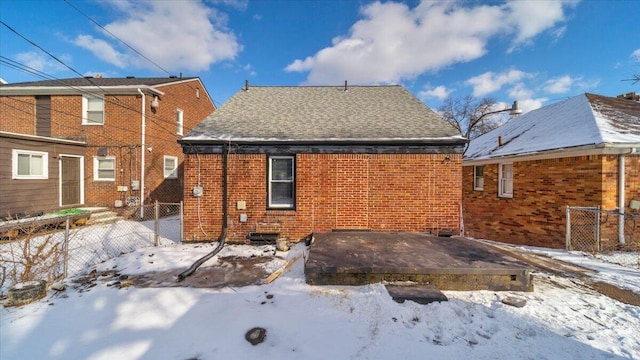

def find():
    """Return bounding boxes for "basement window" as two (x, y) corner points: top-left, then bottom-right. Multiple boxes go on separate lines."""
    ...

(498, 163), (513, 198)
(268, 156), (295, 209)
(474, 165), (484, 191)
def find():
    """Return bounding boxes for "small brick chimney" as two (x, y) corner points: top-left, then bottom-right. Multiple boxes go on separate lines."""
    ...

(617, 92), (640, 101)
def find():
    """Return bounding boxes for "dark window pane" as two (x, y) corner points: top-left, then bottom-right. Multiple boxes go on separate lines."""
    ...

(271, 182), (293, 207)
(272, 158), (292, 180)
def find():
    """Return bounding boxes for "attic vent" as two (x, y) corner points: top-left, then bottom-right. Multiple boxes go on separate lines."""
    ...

(126, 76), (135, 79)
(169, 76), (177, 79)
(244, 80), (249, 91)
(97, 147), (108, 157)
(84, 76), (93, 79)
(344, 80), (348, 92)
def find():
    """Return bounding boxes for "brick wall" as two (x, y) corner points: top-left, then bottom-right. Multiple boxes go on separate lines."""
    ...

(0, 96), (36, 133)
(0, 80), (215, 210)
(183, 153), (462, 243)
(461, 154), (632, 248)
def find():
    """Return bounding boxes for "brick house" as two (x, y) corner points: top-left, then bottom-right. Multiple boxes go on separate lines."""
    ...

(179, 84), (467, 243)
(462, 92), (640, 248)
(0, 76), (215, 217)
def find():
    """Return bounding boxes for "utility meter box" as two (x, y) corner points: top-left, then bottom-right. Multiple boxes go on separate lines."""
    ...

(193, 186), (203, 197)
(131, 180), (140, 191)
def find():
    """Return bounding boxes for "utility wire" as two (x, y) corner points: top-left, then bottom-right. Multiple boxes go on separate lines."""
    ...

(62, 0), (174, 77)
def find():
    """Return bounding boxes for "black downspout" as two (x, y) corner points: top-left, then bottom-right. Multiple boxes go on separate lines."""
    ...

(177, 143), (228, 281)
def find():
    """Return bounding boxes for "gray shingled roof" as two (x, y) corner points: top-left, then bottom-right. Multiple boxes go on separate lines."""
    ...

(0, 77), (195, 88)
(184, 85), (464, 143)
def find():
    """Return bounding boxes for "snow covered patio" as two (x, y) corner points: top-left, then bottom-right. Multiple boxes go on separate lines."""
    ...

(2, 240), (639, 359)
(305, 232), (533, 291)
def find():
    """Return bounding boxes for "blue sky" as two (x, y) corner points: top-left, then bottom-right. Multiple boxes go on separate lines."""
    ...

(1, 0), (638, 113)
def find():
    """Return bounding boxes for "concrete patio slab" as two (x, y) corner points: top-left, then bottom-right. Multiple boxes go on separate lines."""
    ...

(304, 232), (533, 291)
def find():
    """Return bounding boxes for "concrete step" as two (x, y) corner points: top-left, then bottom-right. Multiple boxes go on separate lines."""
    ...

(85, 208), (123, 225)
(385, 284), (448, 305)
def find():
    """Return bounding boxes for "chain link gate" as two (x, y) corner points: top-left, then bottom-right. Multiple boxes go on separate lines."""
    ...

(566, 206), (640, 269)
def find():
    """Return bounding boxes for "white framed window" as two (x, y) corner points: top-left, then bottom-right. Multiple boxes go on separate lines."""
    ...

(268, 156), (295, 209)
(82, 95), (104, 125)
(12, 149), (48, 179)
(164, 155), (178, 179)
(498, 163), (513, 198)
(474, 165), (484, 191)
(94, 157), (115, 181)
(176, 109), (184, 135)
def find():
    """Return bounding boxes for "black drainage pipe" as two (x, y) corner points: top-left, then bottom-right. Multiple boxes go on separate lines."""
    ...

(178, 143), (229, 282)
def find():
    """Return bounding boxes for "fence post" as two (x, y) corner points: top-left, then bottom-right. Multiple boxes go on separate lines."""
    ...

(64, 217), (70, 279)
(595, 205), (601, 252)
(565, 206), (571, 250)
(180, 201), (184, 243)
(154, 200), (160, 246)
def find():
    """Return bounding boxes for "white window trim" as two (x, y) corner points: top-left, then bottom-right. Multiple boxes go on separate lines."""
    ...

(93, 156), (116, 181)
(164, 155), (179, 179)
(176, 108), (184, 136)
(473, 165), (484, 191)
(498, 163), (513, 198)
(12, 149), (48, 179)
(82, 95), (104, 125)
(268, 156), (295, 209)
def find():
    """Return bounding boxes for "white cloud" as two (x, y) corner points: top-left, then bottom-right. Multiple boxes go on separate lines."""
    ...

(516, 98), (547, 113)
(466, 69), (529, 97)
(543, 75), (574, 94)
(285, 0), (575, 85)
(632, 49), (640, 62)
(503, 0), (576, 51)
(507, 82), (534, 99)
(73, 35), (127, 68)
(418, 85), (451, 101)
(73, 0), (240, 72)
(15, 51), (68, 73)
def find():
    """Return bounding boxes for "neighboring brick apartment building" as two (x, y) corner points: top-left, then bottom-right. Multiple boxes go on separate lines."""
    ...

(463, 92), (640, 248)
(0, 76), (215, 216)
(179, 84), (467, 243)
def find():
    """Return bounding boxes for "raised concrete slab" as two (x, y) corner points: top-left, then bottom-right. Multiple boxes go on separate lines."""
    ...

(386, 284), (448, 304)
(305, 232), (533, 291)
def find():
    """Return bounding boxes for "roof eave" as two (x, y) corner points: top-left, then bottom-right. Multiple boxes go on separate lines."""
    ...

(179, 137), (468, 146)
(463, 142), (640, 165)
(0, 85), (164, 96)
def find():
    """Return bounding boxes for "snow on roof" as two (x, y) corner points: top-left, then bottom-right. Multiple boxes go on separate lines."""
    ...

(465, 93), (640, 161)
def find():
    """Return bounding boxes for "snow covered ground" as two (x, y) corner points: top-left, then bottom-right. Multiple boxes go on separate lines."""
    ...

(1, 235), (639, 359)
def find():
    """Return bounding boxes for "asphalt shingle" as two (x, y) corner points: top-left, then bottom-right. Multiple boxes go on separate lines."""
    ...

(184, 85), (464, 142)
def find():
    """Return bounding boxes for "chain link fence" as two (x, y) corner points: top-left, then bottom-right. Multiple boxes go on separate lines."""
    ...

(0, 202), (182, 296)
(566, 206), (640, 269)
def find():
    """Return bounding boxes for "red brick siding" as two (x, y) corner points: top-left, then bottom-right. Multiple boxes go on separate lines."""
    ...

(184, 153), (462, 243)
(1, 80), (214, 209)
(461, 155), (630, 248)
(0, 96), (36, 133)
